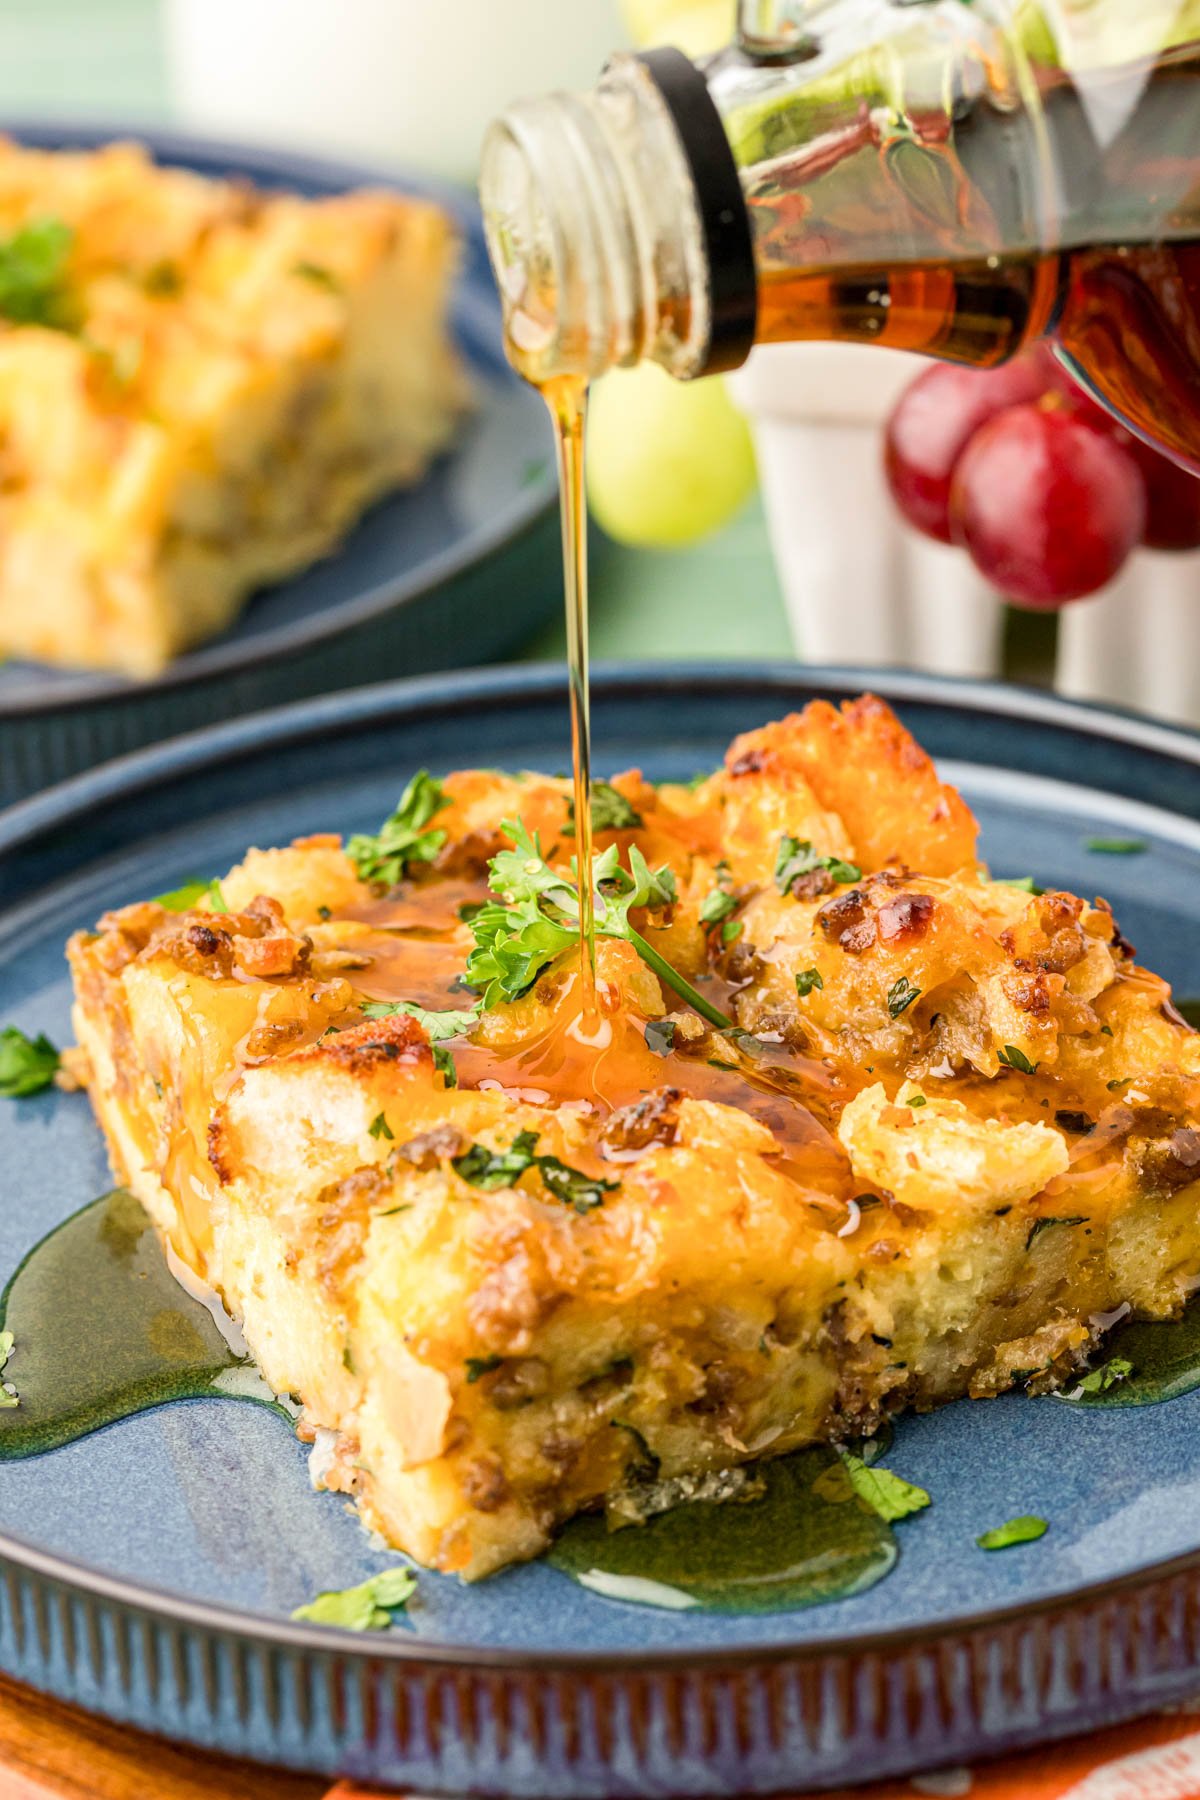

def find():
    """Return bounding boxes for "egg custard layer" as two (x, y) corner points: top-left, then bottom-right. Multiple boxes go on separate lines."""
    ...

(68, 697), (1200, 1578)
(0, 138), (468, 674)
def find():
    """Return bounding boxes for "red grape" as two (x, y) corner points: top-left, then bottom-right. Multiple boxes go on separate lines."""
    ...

(948, 401), (1146, 606)
(1045, 354), (1200, 547)
(883, 352), (1055, 543)
(1121, 436), (1200, 550)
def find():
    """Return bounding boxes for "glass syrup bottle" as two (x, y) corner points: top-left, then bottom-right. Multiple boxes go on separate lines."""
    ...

(480, 0), (1200, 470)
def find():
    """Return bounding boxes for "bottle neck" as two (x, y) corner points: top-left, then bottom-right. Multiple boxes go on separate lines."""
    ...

(480, 50), (755, 387)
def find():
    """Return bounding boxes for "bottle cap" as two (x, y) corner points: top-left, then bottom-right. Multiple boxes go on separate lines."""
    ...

(636, 46), (758, 375)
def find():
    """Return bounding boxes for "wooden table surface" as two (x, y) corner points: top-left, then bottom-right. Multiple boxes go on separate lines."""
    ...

(0, 1673), (331, 1800)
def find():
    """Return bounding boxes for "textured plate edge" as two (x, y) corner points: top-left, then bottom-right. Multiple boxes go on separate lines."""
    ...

(0, 657), (1198, 1679)
(0, 659), (1197, 868)
(5, 1542), (1200, 1795)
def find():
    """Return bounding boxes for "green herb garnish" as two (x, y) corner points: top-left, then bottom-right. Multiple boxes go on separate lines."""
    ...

(465, 1355), (503, 1384)
(838, 1450), (931, 1522)
(368, 1113), (394, 1142)
(908, 1094), (927, 1108)
(0, 1330), (18, 1408)
(976, 1515), (1047, 1551)
(536, 1155), (619, 1214)
(992, 875), (1042, 894)
(361, 1000), (477, 1040)
(431, 1044), (457, 1087)
(291, 1565), (415, 1630)
(774, 836), (861, 894)
(998, 1044), (1039, 1075)
(1025, 1214), (1086, 1250)
(453, 1129), (618, 1213)
(465, 822), (732, 1029)
(0, 218), (76, 329)
(292, 259), (341, 292)
(1076, 1355), (1134, 1394)
(795, 968), (824, 998)
(1085, 837), (1147, 855)
(153, 877), (227, 913)
(699, 885), (737, 929)
(565, 781), (643, 835)
(886, 976), (921, 1019)
(347, 771), (448, 887)
(0, 1027), (60, 1097)
(721, 919), (743, 944)
(452, 1129), (540, 1191)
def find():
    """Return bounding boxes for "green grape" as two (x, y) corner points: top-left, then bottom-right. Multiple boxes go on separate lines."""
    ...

(586, 363), (757, 549)
(619, 0), (735, 53)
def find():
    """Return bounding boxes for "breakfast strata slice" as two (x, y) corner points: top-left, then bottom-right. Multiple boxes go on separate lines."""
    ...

(68, 697), (1200, 1578)
(0, 138), (469, 674)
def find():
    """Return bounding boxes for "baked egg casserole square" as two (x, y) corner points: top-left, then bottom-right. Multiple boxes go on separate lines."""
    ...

(67, 696), (1200, 1578)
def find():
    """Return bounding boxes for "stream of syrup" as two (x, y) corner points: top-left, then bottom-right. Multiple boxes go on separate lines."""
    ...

(544, 375), (597, 1014)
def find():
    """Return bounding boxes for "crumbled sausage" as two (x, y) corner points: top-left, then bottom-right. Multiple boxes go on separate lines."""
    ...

(876, 892), (935, 944)
(600, 1088), (681, 1158)
(817, 889), (877, 954)
(395, 1124), (465, 1171)
(462, 1454), (510, 1513)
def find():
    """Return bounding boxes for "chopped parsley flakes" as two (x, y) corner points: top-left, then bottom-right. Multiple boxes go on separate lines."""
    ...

(0, 1027), (60, 1098)
(838, 1450), (931, 1522)
(774, 836), (860, 894)
(976, 1515), (1047, 1551)
(153, 877), (228, 913)
(0, 1330), (17, 1408)
(368, 1112), (394, 1142)
(886, 976), (921, 1019)
(1025, 1214), (1086, 1251)
(347, 771), (449, 887)
(1076, 1355), (1134, 1394)
(998, 1044), (1039, 1075)
(465, 1355), (503, 1384)
(291, 1565), (415, 1631)
(699, 885), (737, 929)
(452, 1130), (619, 1213)
(795, 968), (824, 998)
(0, 218), (76, 329)
(361, 1000), (477, 1042)
(565, 781), (643, 834)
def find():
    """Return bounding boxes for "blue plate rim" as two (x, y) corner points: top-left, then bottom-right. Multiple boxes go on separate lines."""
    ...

(0, 117), (557, 719)
(1, 658), (1200, 1671)
(0, 658), (1196, 869)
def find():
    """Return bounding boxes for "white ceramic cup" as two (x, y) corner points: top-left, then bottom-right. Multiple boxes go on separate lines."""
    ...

(164, 0), (627, 184)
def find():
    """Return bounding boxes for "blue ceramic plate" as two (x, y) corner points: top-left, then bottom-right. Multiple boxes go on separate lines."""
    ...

(0, 123), (560, 806)
(0, 664), (1198, 1796)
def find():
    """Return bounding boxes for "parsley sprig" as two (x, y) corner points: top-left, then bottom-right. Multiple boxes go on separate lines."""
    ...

(348, 771), (449, 887)
(465, 821), (734, 1029)
(0, 1027), (60, 1098)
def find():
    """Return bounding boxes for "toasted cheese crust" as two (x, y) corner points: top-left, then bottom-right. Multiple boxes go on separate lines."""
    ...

(68, 696), (1200, 1577)
(0, 138), (469, 674)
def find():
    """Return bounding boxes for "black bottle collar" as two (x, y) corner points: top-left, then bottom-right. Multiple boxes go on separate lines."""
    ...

(636, 45), (759, 376)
